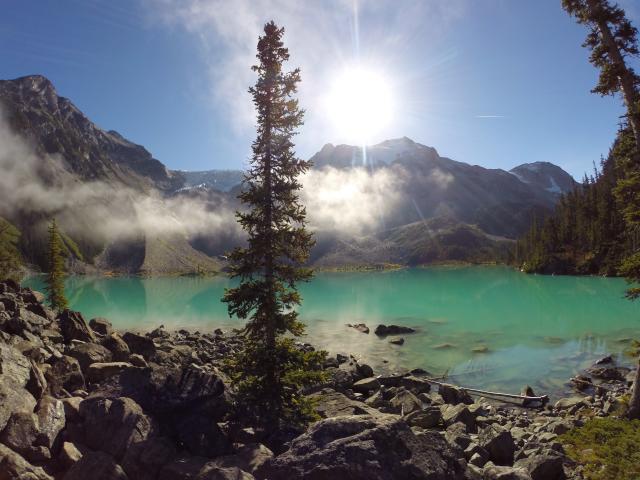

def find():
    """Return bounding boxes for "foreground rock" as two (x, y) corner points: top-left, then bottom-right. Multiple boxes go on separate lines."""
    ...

(256, 414), (466, 480)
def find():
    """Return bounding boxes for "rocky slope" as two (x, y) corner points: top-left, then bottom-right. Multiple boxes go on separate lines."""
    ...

(0, 280), (633, 479)
(510, 162), (577, 196)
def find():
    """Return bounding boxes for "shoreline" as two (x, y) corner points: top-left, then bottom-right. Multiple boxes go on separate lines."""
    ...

(0, 278), (635, 479)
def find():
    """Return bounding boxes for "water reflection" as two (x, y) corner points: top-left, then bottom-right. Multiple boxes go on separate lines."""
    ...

(23, 266), (640, 398)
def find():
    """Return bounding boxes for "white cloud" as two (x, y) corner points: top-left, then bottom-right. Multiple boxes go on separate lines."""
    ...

(146, 0), (467, 155)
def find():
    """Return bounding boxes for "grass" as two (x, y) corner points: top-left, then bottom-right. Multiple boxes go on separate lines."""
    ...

(561, 417), (640, 480)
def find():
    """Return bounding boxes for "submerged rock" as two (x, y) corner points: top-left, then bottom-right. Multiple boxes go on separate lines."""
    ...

(374, 324), (416, 336)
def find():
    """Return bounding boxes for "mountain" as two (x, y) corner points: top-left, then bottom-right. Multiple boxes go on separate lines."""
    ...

(0, 75), (578, 273)
(0, 75), (183, 193)
(309, 137), (572, 239)
(509, 161), (577, 195)
(176, 169), (244, 192)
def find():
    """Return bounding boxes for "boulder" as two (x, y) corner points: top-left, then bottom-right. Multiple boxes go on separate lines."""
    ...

(89, 318), (113, 336)
(129, 353), (148, 368)
(35, 395), (65, 449)
(68, 343), (112, 372)
(478, 425), (516, 466)
(310, 388), (373, 418)
(0, 411), (40, 456)
(483, 463), (531, 480)
(62, 397), (83, 423)
(255, 414), (466, 480)
(389, 337), (404, 345)
(352, 377), (380, 394)
(214, 443), (274, 475)
(514, 452), (565, 480)
(58, 310), (96, 343)
(400, 376), (431, 394)
(439, 384), (473, 405)
(148, 326), (171, 339)
(374, 324), (416, 336)
(46, 355), (85, 395)
(405, 406), (442, 428)
(0, 442), (52, 480)
(445, 422), (472, 450)
(174, 411), (232, 457)
(554, 397), (586, 410)
(0, 342), (32, 387)
(26, 359), (48, 399)
(442, 403), (477, 432)
(122, 332), (156, 360)
(0, 383), (36, 432)
(121, 437), (177, 480)
(101, 333), (131, 361)
(355, 363), (374, 378)
(79, 396), (157, 461)
(64, 451), (128, 480)
(87, 362), (137, 383)
(59, 441), (83, 469)
(389, 389), (422, 415)
(159, 456), (255, 480)
(348, 323), (369, 334)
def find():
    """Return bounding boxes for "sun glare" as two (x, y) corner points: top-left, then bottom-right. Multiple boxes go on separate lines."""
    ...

(324, 66), (394, 145)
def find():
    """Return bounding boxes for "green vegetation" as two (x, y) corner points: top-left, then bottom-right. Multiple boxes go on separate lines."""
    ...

(45, 218), (68, 312)
(223, 21), (326, 429)
(561, 417), (640, 480)
(0, 217), (23, 280)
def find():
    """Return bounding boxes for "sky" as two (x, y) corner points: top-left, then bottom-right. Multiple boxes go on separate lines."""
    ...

(1, 0), (639, 179)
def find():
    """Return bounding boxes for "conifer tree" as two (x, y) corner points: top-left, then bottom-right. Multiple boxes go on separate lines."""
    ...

(563, 0), (640, 150)
(45, 218), (67, 312)
(0, 218), (22, 280)
(223, 21), (325, 429)
(565, 0), (640, 419)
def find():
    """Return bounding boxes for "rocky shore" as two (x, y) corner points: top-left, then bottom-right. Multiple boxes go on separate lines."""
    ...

(0, 279), (634, 480)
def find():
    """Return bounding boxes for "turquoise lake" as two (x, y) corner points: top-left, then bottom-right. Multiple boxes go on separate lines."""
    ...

(23, 266), (640, 399)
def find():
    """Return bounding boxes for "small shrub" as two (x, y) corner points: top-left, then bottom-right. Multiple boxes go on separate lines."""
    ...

(561, 417), (640, 480)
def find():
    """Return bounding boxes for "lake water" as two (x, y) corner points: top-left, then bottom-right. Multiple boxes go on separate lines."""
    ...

(23, 266), (640, 399)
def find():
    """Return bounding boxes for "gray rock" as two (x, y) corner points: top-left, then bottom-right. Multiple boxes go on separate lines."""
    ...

(515, 452), (565, 480)
(0, 442), (52, 480)
(35, 395), (65, 449)
(255, 414), (466, 479)
(389, 337), (404, 345)
(406, 406), (442, 428)
(0, 411), (40, 456)
(26, 359), (47, 399)
(58, 310), (97, 343)
(0, 342), (31, 387)
(483, 462), (531, 480)
(128, 353), (148, 368)
(352, 377), (380, 393)
(356, 363), (374, 378)
(159, 456), (255, 480)
(89, 318), (113, 336)
(79, 396), (157, 461)
(121, 437), (177, 480)
(442, 403), (477, 432)
(46, 355), (85, 394)
(64, 451), (128, 480)
(374, 324), (416, 336)
(101, 333), (131, 361)
(68, 342), (112, 372)
(439, 384), (473, 405)
(0, 383), (36, 432)
(445, 422), (472, 449)
(478, 424), (516, 466)
(214, 443), (274, 475)
(389, 389), (422, 415)
(62, 397), (83, 423)
(174, 410), (231, 457)
(87, 362), (136, 383)
(122, 332), (156, 360)
(400, 375), (431, 394)
(309, 388), (373, 418)
(554, 397), (586, 410)
(59, 441), (83, 469)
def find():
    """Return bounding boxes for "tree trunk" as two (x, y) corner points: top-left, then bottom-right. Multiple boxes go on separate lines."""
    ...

(587, 0), (640, 152)
(628, 357), (640, 419)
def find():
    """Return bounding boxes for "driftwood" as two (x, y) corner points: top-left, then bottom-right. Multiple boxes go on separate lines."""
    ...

(423, 377), (549, 405)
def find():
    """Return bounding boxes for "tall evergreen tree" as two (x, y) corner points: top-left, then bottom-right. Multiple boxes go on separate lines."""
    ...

(0, 218), (22, 280)
(45, 218), (67, 312)
(564, 0), (640, 419)
(223, 21), (325, 429)
(563, 0), (640, 150)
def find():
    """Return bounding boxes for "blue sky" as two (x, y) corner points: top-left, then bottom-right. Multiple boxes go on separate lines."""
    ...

(1, 0), (639, 179)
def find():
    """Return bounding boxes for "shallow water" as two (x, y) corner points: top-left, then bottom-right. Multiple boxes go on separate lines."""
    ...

(23, 266), (640, 398)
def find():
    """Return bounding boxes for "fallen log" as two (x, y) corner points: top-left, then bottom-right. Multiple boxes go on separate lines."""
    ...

(422, 377), (549, 405)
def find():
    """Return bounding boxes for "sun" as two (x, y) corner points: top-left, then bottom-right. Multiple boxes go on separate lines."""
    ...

(324, 66), (394, 145)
